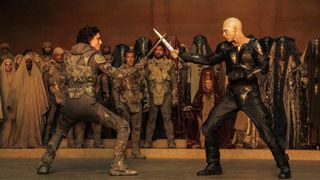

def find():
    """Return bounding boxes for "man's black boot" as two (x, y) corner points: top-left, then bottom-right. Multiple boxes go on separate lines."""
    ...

(196, 146), (222, 176)
(278, 166), (291, 179)
(37, 163), (50, 175)
(273, 148), (291, 179)
(196, 161), (222, 176)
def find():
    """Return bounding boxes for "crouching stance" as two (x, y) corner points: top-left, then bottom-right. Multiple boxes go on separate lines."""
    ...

(37, 26), (146, 176)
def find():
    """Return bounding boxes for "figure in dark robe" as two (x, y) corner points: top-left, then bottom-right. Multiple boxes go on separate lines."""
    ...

(112, 44), (129, 68)
(266, 36), (303, 149)
(166, 35), (190, 138)
(134, 37), (153, 62)
(301, 37), (320, 148)
(184, 68), (235, 148)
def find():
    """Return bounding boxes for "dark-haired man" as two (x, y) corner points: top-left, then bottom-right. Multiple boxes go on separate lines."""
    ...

(41, 42), (53, 63)
(0, 43), (14, 64)
(144, 44), (178, 148)
(113, 50), (149, 159)
(37, 25), (146, 176)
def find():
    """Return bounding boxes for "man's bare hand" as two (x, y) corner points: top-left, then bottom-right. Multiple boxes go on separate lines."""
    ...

(139, 57), (148, 67)
(170, 49), (179, 59)
(183, 105), (192, 112)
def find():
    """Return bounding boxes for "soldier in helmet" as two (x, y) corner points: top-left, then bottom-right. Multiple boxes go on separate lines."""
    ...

(100, 43), (114, 64)
(37, 25), (146, 176)
(41, 42), (53, 63)
(42, 47), (67, 146)
(0, 43), (14, 64)
(113, 50), (149, 159)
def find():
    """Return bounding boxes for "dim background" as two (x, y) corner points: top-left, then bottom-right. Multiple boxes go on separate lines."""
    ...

(0, 0), (319, 54)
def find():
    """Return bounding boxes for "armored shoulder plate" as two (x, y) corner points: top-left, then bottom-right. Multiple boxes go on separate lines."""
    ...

(251, 39), (264, 55)
(216, 41), (232, 54)
(80, 50), (99, 65)
(93, 53), (106, 64)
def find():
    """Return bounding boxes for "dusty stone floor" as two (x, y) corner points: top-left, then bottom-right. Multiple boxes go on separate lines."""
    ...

(0, 158), (319, 180)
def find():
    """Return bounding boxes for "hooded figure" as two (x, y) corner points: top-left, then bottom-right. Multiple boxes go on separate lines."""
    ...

(13, 54), (23, 69)
(190, 35), (213, 55)
(8, 54), (48, 148)
(266, 36), (303, 148)
(24, 51), (44, 73)
(41, 42), (53, 63)
(0, 43), (14, 64)
(165, 35), (190, 138)
(134, 37), (152, 62)
(301, 37), (320, 147)
(0, 58), (16, 147)
(112, 44), (129, 68)
(184, 68), (234, 148)
(0, 99), (3, 120)
(257, 36), (274, 105)
(259, 36), (275, 58)
(189, 35), (214, 100)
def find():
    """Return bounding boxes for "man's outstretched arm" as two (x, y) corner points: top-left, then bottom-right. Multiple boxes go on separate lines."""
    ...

(177, 51), (224, 66)
(170, 42), (230, 66)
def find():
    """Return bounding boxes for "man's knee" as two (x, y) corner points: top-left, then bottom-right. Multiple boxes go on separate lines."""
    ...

(204, 133), (219, 147)
(132, 120), (142, 130)
(56, 119), (72, 135)
(162, 114), (172, 122)
(147, 114), (157, 123)
(202, 111), (220, 136)
(254, 107), (273, 128)
(116, 118), (130, 133)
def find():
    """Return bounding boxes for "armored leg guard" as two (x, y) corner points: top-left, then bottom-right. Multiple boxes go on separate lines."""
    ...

(37, 130), (64, 175)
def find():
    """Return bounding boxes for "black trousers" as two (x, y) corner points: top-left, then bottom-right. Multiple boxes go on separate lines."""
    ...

(203, 85), (289, 168)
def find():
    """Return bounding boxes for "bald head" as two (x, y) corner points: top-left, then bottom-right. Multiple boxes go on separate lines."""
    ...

(222, 17), (244, 42)
(223, 17), (242, 30)
(53, 47), (64, 56)
(53, 47), (64, 63)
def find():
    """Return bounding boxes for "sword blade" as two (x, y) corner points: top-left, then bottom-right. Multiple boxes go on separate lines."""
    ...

(153, 28), (174, 51)
(146, 33), (167, 58)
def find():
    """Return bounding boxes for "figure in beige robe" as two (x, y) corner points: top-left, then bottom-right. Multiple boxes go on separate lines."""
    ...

(0, 99), (3, 120)
(0, 58), (16, 147)
(13, 54), (23, 69)
(8, 55), (48, 148)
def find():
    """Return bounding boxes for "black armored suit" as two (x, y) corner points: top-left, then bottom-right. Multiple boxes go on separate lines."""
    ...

(179, 37), (290, 176)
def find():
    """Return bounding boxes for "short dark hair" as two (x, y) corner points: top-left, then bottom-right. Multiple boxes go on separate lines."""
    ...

(76, 25), (100, 44)
(156, 43), (166, 49)
(125, 49), (136, 57)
